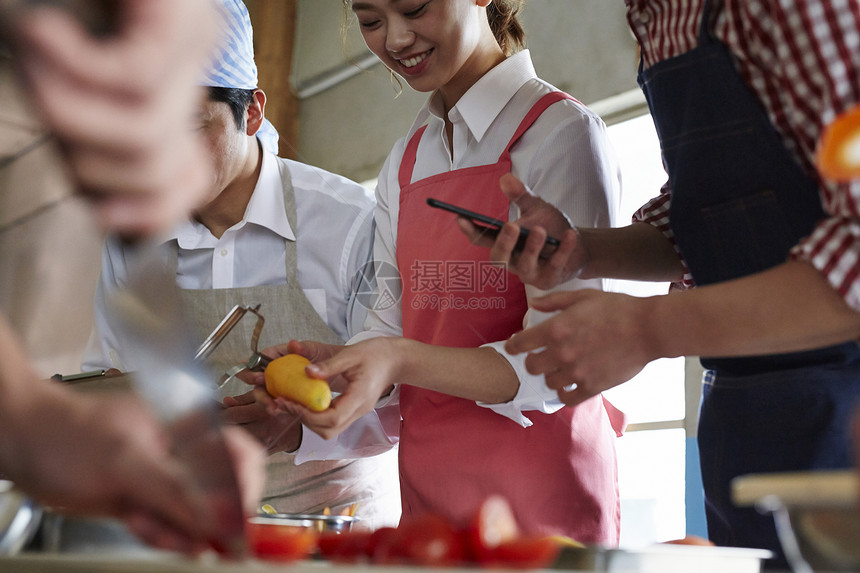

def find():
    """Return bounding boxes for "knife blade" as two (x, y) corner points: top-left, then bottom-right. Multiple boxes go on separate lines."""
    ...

(107, 243), (247, 557)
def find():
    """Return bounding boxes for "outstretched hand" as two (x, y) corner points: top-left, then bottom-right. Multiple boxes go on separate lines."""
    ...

(274, 338), (401, 440)
(505, 289), (658, 406)
(221, 339), (344, 452)
(2, 385), (264, 554)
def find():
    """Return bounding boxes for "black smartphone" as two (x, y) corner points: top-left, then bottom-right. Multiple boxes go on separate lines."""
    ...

(426, 197), (560, 254)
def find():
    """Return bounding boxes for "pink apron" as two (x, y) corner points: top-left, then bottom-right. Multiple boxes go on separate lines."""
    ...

(395, 92), (621, 545)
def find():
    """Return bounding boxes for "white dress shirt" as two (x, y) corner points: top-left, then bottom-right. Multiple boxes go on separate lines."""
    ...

(82, 152), (375, 371)
(354, 50), (622, 426)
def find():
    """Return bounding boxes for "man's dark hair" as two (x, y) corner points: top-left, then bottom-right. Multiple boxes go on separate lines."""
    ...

(208, 87), (255, 131)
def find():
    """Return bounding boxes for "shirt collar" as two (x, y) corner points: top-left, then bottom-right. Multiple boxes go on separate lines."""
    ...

(168, 151), (295, 248)
(423, 49), (537, 143)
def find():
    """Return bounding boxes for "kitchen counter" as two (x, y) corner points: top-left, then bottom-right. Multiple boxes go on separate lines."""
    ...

(0, 543), (777, 573)
(0, 554), (589, 573)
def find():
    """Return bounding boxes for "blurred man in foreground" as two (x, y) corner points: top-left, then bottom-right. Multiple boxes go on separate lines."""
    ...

(0, 0), (263, 553)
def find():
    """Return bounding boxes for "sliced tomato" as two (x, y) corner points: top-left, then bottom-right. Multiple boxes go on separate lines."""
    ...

(316, 530), (373, 563)
(246, 522), (317, 562)
(462, 495), (520, 563)
(490, 535), (562, 569)
(397, 514), (466, 567)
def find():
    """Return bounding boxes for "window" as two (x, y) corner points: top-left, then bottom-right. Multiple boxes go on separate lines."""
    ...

(604, 113), (692, 545)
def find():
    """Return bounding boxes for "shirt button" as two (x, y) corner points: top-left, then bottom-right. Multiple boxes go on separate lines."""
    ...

(220, 249), (228, 257)
(639, 11), (651, 24)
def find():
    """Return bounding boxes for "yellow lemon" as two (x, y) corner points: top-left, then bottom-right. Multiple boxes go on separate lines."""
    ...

(264, 354), (331, 412)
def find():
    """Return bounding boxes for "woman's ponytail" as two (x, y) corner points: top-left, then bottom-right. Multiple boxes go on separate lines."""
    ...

(487, 0), (526, 56)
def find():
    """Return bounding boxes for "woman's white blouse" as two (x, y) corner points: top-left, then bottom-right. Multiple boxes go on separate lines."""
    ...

(350, 50), (622, 427)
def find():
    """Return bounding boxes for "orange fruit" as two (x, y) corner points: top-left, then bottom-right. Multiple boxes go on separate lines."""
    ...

(264, 354), (331, 412)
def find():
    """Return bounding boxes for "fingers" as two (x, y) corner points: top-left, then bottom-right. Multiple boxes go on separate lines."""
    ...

(544, 227), (578, 268)
(528, 289), (584, 313)
(111, 438), (208, 545)
(257, 342), (291, 364)
(221, 426), (265, 516)
(222, 390), (255, 407)
(555, 385), (592, 408)
(499, 172), (534, 206)
(260, 413), (303, 455)
(292, 340), (342, 364)
(298, 401), (359, 440)
(456, 217), (497, 249)
(285, 339), (307, 356)
(122, 510), (207, 555)
(221, 399), (265, 426)
(488, 223), (522, 264)
(505, 319), (555, 355)
(14, 0), (215, 93)
(305, 350), (351, 381)
(502, 225), (547, 279)
(253, 386), (280, 416)
(292, 388), (370, 441)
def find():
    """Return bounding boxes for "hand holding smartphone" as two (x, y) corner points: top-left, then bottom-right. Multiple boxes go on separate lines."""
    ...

(426, 197), (560, 256)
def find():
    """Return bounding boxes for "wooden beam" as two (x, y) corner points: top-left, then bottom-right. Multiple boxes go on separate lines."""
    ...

(245, 0), (299, 159)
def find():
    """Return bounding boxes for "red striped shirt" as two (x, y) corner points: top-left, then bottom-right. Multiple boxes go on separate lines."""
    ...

(627, 0), (860, 308)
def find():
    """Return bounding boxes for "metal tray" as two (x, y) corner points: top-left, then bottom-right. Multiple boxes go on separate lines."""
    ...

(551, 544), (772, 573)
(249, 513), (359, 533)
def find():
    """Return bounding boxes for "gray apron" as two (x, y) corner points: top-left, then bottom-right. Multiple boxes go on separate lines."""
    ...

(174, 158), (399, 528)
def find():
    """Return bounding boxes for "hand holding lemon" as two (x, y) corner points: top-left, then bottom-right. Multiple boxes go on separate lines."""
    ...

(264, 354), (331, 412)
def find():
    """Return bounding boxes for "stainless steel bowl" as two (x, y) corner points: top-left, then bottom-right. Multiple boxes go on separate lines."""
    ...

(250, 513), (359, 533)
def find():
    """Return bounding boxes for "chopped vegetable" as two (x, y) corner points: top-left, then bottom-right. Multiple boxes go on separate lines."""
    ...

(817, 105), (860, 181)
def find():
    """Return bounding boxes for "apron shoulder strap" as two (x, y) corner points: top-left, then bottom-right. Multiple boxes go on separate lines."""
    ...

(274, 157), (300, 284)
(398, 124), (429, 189)
(275, 157), (299, 231)
(500, 92), (578, 162)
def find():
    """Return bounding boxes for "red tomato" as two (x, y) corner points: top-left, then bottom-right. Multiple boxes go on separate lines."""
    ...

(398, 514), (466, 567)
(462, 495), (520, 563)
(367, 526), (403, 564)
(317, 530), (373, 563)
(246, 523), (317, 562)
(490, 536), (562, 569)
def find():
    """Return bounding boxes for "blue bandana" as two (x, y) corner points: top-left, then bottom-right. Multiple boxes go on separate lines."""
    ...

(205, 0), (279, 154)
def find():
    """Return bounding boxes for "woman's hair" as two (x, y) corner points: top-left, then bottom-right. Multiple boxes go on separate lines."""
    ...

(488, 0), (526, 56)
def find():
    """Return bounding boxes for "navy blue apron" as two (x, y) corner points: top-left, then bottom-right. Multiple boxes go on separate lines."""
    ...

(637, 1), (860, 568)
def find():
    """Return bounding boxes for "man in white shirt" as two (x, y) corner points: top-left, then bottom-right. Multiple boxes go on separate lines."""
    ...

(83, 0), (399, 529)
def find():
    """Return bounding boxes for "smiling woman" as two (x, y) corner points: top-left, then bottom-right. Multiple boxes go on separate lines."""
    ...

(345, 0), (515, 106)
(283, 0), (625, 547)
